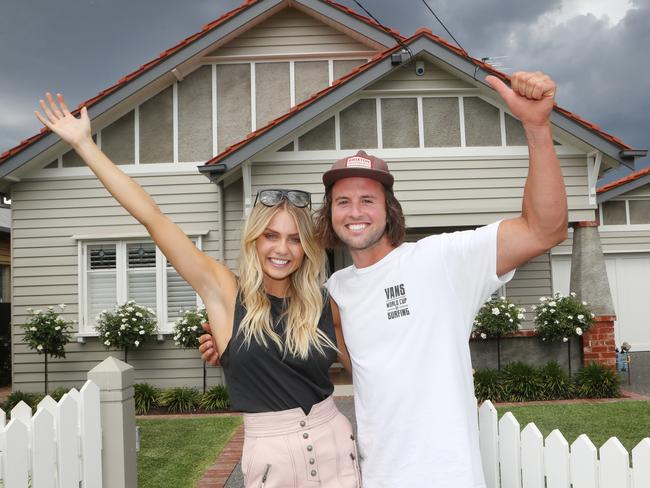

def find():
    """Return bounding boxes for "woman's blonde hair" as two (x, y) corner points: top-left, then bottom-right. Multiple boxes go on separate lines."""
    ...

(237, 200), (336, 359)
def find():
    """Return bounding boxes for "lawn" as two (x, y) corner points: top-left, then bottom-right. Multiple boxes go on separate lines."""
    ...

(496, 401), (650, 451)
(137, 415), (242, 488)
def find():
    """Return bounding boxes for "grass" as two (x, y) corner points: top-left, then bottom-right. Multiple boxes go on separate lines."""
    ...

(496, 401), (650, 452)
(137, 415), (242, 488)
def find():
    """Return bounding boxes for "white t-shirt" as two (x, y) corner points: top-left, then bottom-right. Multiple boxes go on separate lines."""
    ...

(327, 221), (514, 488)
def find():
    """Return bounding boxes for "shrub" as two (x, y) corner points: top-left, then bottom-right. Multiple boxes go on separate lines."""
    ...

(135, 383), (160, 415)
(159, 387), (200, 413)
(500, 361), (543, 402)
(538, 361), (574, 400)
(173, 308), (208, 349)
(22, 305), (74, 393)
(574, 362), (622, 399)
(473, 368), (505, 403)
(200, 385), (230, 411)
(533, 292), (595, 343)
(48, 387), (69, 402)
(95, 300), (157, 363)
(473, 297), (525, 339)
(3, 391), (43, 411)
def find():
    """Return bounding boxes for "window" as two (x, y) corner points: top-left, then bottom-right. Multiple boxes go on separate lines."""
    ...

(81, 239), (200, 333)
(600, 199), (650, 227)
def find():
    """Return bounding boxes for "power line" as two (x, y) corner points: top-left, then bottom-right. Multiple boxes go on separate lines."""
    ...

(420, 0), (468, 56)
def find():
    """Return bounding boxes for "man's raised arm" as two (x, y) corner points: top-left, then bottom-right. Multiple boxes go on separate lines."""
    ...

(486, 72), (568, 276)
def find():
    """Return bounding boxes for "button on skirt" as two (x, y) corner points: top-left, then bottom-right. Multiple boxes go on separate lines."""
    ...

(241, 396), (360, 488)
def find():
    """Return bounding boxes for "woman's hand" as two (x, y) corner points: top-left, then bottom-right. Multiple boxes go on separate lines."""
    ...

(199, 321), (221, 366)
(35, 93), (92, 149)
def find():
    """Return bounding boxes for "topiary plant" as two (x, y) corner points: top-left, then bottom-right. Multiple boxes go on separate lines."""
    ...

(574, 362), (621, 399)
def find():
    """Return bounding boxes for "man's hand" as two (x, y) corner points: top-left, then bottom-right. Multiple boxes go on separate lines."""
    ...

(198, 322), (220, 366)
(486, 72), (556, 127)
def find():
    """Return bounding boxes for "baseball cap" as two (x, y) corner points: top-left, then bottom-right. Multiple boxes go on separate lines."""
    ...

(322, 150), (394, 189)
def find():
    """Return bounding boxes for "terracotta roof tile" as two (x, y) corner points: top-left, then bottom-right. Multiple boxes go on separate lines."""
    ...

(597, 165), (650, 193)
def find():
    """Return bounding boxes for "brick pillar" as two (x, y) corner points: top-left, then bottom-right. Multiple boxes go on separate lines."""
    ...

(570, 222), (617, 370)
(582, 316), (617, 370)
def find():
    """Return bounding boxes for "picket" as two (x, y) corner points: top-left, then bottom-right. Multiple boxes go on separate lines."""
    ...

(600, 437), (631, 488)
(31, 408), (56, 488)
(479, 400), (500, 488)
(11, 401), (33, 428)
(632, 439), (650, 488)
(57, 392), (82, 488)
(80, 380), (102, 488)
(499, 412), (521, 488)
(5, 419), (30, 488)
(520, 423), (544, 488)
(544, 430), (570, 488)
(570, 434), (598, 488)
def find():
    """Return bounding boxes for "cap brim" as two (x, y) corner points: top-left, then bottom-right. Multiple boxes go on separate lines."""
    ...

(323, 168), (394, 188)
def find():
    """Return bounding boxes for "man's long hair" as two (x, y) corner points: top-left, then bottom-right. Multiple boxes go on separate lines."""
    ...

(315, 184), (406, 248)
(238, 200), (336, 359)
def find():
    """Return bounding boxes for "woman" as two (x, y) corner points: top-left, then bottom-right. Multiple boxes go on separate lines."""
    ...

(35, 93), (359, 488)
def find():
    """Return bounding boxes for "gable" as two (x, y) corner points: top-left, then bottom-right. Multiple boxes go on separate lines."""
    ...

(209, 8), (377, 58)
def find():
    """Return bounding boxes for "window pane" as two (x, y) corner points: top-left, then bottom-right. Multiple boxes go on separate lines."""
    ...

(102, 110), (135, 165)
(127, 243), (156, 310)
(629, 200), (650, 224)
(601, 201), (627, 225)
(178, 66), (212, 162)
(166, 267), (196, 323)
(381, 98), (418, 148)
(463, 97), (501, 146)
(505, 113), (527, 146)
(295, 61), (329, 105)
(298, 117), (335, 150)
(139, 86), (173, 164)
(87, 244), (117, 327)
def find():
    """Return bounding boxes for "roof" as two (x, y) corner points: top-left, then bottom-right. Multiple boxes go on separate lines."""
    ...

(0, 1), (642, 176)
(597, 165), (650, 201)
(0, 0), (398, 172)
(199, 28), (639, 175)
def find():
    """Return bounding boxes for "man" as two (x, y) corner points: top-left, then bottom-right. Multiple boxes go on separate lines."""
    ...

(200, 72), (567, 487)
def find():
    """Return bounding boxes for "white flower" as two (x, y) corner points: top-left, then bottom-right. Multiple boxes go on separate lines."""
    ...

(120, 324), (127, 330)
(563, 337), (568, 342)
(570, 292), (576, 297)
(54, 326), (61, 331)
(532, 305), (537, 311)
(509, 318), (514, 323)
(104, 340), (111, 346)
(540, 297), (547, 302)
(122, 318), (128, 323)
(517, 314), (525, 320)
(567, 315), (573, 320)
(148, 308), (154, 314)
(491, 308), (500, 316)
(542, 337), (546, 341)
(134, 340), (140, 347)
(591, 313), (595, 318)
(555, 320), (559, 324)
(544, 321), (548, 325)
(191, 325), (198, 331)
(35, 309), (43, 315)
(30, 326), (37, 331)
(500, 296), (507, 301)
(48, 306), (54, 311)
(132, 317), (137, 322)
(550, 308), (556, 313)
(576, 327), (583, 336)
(136, 312), (143, 318)
(36, 344), (43, 351)
(480, 333), (487, 339)
(101, 309), (107, 314)
(139, 329), (145, 335)
(508, 303), (515, 308)
(577, 314), (584, 321)
(26, 307), (33, 312)
(59, 303), (66, 310)
(582, 301), (588, 306)
(549, 301), (557, 307)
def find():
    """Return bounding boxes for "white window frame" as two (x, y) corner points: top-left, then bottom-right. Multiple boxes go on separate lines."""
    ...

(77, 235), (205, 338)
(599, 199), (650, 231)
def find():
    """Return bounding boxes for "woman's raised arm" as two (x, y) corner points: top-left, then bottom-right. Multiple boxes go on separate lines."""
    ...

(35, 93), (237, 307)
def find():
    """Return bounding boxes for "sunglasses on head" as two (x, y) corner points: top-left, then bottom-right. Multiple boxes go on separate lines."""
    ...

(254, 189), (312, 209)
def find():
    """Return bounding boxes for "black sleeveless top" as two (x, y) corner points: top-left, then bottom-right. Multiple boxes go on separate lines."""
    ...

(220, 291), (338, 414)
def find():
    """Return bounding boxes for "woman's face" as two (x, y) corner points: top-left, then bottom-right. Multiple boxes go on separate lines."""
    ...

(255, 209), (305, 296)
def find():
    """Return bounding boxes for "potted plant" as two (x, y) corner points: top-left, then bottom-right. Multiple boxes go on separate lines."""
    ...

(473, 296), (526, 370)
(22, 304), (73, 394)
(173, 307), (209, 393)
(95, 300), (157, 363)
(533, 292), (595, 376)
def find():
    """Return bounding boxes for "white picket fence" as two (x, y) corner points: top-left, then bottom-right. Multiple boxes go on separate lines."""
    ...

(479, 400), (650, 488)
(0, 380), (102, 488)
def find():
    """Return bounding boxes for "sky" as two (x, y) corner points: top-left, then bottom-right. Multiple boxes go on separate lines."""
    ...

(1, 0), (648, 182)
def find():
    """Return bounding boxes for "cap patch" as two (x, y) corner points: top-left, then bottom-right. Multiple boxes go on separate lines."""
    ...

(346, 156), (372, 168)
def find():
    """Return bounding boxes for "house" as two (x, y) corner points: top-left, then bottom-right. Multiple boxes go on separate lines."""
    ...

(1, 0), (646, 392)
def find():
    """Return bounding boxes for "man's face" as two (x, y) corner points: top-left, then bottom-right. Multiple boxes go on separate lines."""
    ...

(330, 177), (388, 252)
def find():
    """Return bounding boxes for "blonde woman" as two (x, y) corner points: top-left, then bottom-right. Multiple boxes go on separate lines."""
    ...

(35, 94), (359, 488)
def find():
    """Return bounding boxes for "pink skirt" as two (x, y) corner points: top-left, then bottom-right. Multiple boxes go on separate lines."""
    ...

(241, 396), (361, 488)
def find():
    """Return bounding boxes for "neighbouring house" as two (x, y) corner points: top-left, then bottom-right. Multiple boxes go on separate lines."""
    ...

(1, 0), (646, 393)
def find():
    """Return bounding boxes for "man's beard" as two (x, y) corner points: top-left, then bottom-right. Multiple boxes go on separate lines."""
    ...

(337, 223), (386, 251)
